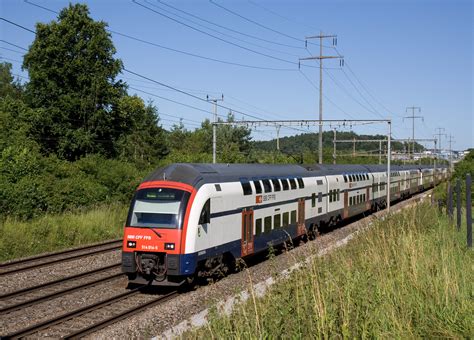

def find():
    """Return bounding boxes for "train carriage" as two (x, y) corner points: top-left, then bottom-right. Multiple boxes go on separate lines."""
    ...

(122, 162), (444, 287)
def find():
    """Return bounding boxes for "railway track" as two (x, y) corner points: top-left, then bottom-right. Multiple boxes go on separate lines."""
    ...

(2, 288), (178, 339)
(0, 263), (123, 314)
(0, 239), (122, 276)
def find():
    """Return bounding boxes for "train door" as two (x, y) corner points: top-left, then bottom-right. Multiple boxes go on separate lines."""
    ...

(297, 198), (306, 236)
(241, 209), (254, 257)
(343, 191), (349, 219)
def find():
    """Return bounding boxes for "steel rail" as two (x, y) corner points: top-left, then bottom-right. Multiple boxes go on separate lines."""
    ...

(3, 289), (143, 339)
(0, 244), (122, 276)
(0, 263), (120, 299)
(0, 272), (124, 314)
(66, 291), (179, 339)
(0, 239), (121, 267)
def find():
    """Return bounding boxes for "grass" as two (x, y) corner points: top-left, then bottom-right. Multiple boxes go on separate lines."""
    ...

(0, 203), (128, 262)
(184, 203), (473, 339)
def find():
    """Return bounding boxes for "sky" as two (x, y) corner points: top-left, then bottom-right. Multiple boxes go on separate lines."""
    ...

(1, 0), (472, 151)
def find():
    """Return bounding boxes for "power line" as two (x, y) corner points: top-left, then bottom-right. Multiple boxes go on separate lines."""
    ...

(247, 0), (320, 32)
(23, 0), (296, 71)
(0, 40), (28, 51)
(143, 0), (300, 58)
(129, 86), (226, 119)
(125, 68), (290, 123)
(132, 0), (298, 66)
(1, 14), (302, 131)
(298, 69), (354, 119)
(0, 56), (23, 63)
(0, 17), (36, 34)
(209, 0), (322, 47)
(159, 0), (305, 50)
(404, 106), (423, 160)
(0, 46), (24, 54)
(24, 0), (57, 14)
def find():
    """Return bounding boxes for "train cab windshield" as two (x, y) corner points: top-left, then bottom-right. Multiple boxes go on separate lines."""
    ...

(127, 188), (190, 229)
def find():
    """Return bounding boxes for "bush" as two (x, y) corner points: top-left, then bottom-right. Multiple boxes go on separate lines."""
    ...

(0, 151), (145, 219)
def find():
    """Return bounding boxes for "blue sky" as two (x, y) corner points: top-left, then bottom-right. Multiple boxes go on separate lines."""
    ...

(1, 0), (472, 151)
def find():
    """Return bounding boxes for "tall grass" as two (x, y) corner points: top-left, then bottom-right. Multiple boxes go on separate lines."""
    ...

(0, 203), (128, 261)
(185, 204), (473, 338)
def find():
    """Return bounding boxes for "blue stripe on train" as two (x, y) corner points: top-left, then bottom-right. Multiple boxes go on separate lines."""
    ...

(178, 223), (302, 275)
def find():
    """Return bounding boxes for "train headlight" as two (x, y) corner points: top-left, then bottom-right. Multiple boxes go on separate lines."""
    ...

(165, 243), (175, 250)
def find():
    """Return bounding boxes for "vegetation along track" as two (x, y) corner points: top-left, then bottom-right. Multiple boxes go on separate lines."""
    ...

(0, 239), (122, 276)
(0, 263), (122, 314)
(2, 288), (178, 339)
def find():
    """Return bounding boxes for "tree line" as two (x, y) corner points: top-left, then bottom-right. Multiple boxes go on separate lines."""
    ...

(0, 3), (431, 219)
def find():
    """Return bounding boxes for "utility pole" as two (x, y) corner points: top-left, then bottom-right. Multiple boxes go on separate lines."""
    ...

(333, 128), (336, 164)
(448, 134), (455, 173)
(404, 106), (423, 160)
(435, 127), (447, 160)
(207, 94), (224, 164)
(352, 137), (356, 158)
(299, 33), (343, 164)
(379, 140), (382, 164)
(276, 125), (281, 151)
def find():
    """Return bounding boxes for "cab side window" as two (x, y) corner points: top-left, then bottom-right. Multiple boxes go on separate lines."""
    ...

(199, 199), (210, 224)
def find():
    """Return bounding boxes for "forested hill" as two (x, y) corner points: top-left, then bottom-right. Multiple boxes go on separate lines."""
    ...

(253, 131), (424, 154)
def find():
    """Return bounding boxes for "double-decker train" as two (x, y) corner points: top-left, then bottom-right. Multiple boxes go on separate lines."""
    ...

(122, 163), (446, 286)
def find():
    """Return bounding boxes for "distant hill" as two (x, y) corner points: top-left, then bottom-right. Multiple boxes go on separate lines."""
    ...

(252, 131), (423, 155)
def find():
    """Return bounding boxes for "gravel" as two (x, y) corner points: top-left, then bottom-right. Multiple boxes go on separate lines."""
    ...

(0, 250), (121, 295)
(0, 192), (430, 338)
(88, 192), (432, 340)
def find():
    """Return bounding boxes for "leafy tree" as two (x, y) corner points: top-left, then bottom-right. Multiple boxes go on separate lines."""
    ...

(115, 96), (168, 165)
(23, 3), (126, 159)
(0, 62), (22, 99)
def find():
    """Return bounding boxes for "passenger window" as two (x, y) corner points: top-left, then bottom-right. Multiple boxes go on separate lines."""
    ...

(317, 179), (323, 185)
(312, 193), (316, 207)
(199, 199), (210, 224)
(256, 218), (262, 236)
(329, 190), (333, 203)
(281, 179), (289, 191)
(337, 189), (340, 201)
(274, 214), (281, 228)
(283, 212), (289, 226)
(343, 175), (348, 183)
(271, 178), (281, 192)
(297, 177), (304, 188)
(262, 179), (272, 193)
(253, 180), (262, 194)
(264, 216), (272, 233)
(215, 184), (222, 191)
(240, 178), (252, 196)
(318, 192), (323, 202)
(291, 210), (297, 224)
(289, 178), (297, 190)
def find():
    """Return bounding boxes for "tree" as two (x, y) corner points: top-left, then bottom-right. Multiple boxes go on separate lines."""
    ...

(23, 3), (126, 159)
(115, 96), (168, 165)
(0, 62), (22, 99)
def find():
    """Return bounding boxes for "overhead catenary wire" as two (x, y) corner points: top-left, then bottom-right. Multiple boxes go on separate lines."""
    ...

(22, 0), (297, 72)
(158, 0), (306, 50)
(145, 0), (300, 58)
(246, 0), (320, 32)
(1, 15), (307, 132)
(132, 0), (302, 67)
(209, 0), (326, 49)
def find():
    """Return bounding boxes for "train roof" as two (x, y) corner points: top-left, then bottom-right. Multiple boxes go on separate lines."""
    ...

(142, 163), (437, 189)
